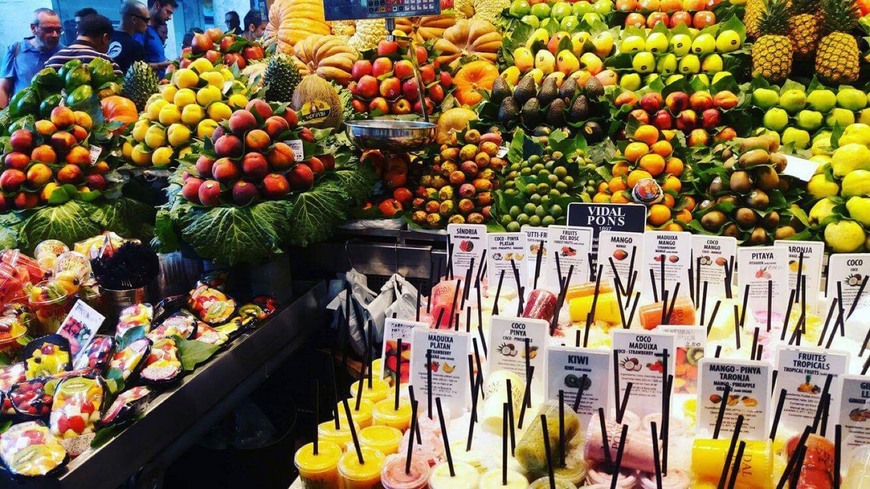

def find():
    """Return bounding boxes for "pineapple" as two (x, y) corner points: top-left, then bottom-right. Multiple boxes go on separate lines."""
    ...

(745, 0), (766, 38)
(789, 0), (821, 59)
(263, 54), (303, 103)
(752, 0), (793, 83)
(121, 61), (159, 112)
(816, 0), (861, 84)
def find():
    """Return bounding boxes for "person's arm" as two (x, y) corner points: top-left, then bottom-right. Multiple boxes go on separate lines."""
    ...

(0, 78), (12, 109)
(148, 60), (172, 70)
(0, 44), (16, 109)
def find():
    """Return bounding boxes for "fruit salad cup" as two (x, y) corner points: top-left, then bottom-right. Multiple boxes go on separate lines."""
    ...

(28, 281), (75, 332)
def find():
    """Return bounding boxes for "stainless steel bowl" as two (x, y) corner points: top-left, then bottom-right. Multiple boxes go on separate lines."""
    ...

(345, 119), (437, 152)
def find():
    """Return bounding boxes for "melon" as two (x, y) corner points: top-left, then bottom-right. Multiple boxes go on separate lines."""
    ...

(290, 75), (343, 129)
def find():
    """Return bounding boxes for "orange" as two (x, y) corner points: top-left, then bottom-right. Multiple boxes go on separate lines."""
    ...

(639, 153), (666, 177)
(648, 204), (672, 226)
(633, 125), (659, 146)
(597, 182), (610, 193)
(662, 193), (675, 208)
(661, 129), (676, 141)
(612, 161), (630, 178)
(683, 196), (696, 211)
(593, 192), (612, 203)
(611, 190), (631, 203)
(609, 176), (628, 192)
(662, 175), (682, 193)
(624, 142), (650, 163)
(675, 209), (693, 222)
(665, 223), (684, 232)
(627, 169), (652, 188)
(651, 140), (673, 158)
(664, 157), (684, 177)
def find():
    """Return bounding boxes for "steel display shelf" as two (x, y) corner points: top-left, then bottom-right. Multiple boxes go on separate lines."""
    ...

(0, 282), (327, 489)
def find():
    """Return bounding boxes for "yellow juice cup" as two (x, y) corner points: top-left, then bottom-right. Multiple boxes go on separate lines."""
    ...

(691, 439), (773, 489)
(318, 420), (360, 451)
(359, 425), (403, 455)
(372, 398), (412, 431)
(337, 398), (374, 429)
(427, 461), (480, 489)
(349, 378), (391, 404)
(295, 441), (342, 489)
(338, 446), (386, 489)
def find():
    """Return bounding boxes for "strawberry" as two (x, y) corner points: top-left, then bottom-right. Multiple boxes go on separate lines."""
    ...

(68, 415), (86, 434)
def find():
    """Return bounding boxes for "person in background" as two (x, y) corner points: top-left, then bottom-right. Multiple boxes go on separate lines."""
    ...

(74, 8), (98, 35)
(242, 10), (266, 41)
(136, 0), (176, 77)
(64, 7), (97, 45)
(45, 14), (122, 75)
(109, 1), (148, 73)
(0, 8), (62, 108)
(181, 27), (202, 49)
(156, 24), (168, 46)
(225, 11), (241, 34)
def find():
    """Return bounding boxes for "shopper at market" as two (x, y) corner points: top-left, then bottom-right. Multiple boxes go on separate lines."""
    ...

(45, 14), (123, 75)
(156, 23), (169, 46)
(242, 10), (267, 41)
(63, 7), (97, 45)
(226, 11), (241, 34)
(0, 8), (62, 109)
(109, 1), (148, 74)
(136, 0), (176, 77)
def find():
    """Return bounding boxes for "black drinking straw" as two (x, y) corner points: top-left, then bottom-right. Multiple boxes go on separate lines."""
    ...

(493, 269), (505, 316)
(555, 252), (563, 287)
(426, 350), (433, 419)
(613, 352), (621, 422)
(700, 281), (709, 325)
(771, 370), (778, 395)
(355, 357), (367, 411)
(416, 287), (421, 322)
(777, 426), (812, 489)
(506, 379), (516, 454)
(739, 284), (750, 329)
(540, 413), (556, 489)
(551, 265), (574, 335)
(590, 264), (604, 324)
(614, 273), (627, 330)
(475, 251), (486, 288)
(770, 389), (787, 441)
(476, 282), (483, 330)
(314, 383), (319, 455)
(610, 257), (626, 296)
(812, 391), (831, 435)
(715, 345), (722, 358)
(716, 413), (744, 489)
(405, 400), (418, 474)
(688, 267), (695, 304)
(617, 383), (633, 425)
(588, 253), (596, 283)
(820, 393), (831, 437)
(534, 240), (545, 290)
(467, 354), (476, 408)
(781, 289), (797, 341)
(331, 359), (341, 430)
(447, 241), (454, 280)
(756, 344), (764, 361)
(818, 298), (839, 347)
(626, 292), (641, 328)
(627, 246), (638, 295)
(795, 252), (804, 305)
(342, 398), (365, 465)
(427, 258), (435, 314)
(662, 374), (672, 475)
(435, 397), (454, 476)
(395, 339), (403, 410)
(408, 386), (422, 444)
(863, 355), (870, 375)
(726, 441), (747, 489)
(706, 300), (722, 336)
(518, 366), (535, 429)
(837, 281), (846, 336)
(650, 269), (659, 303)
(464, 307), (471, 333)
(766, 280), (773, 332)
(660, 256), (666, 304)
(732, 303), (741, 350)
(648, 423), (662, 489)
(502, 403), (509, 485)
(573, 374), (588, 412)
(460, 258), (475, 311)
(665, 283), (680, 323)
(835, 424), (842, 489)
(524, 338), (531, 407)
(466, 372), (479, 451)
(713, 383), (731, 439)
(862, 327), (870, 357)
(848, 275), (869, 318)
(598, 407), (612, 467)
(558, 390), (566, 467)
(472, 339), (485, 401)
(660, 290), (669, 326)
(610, 424), (629, 489)
(750, 328), (760, 363)
(696, 256), (702, 305)
(510, 258), (523, 315)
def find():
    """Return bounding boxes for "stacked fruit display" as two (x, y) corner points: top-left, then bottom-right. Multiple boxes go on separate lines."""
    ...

(127, 58), (249, 168)
(614, 0), (718, 29)
(357, 151), (421, 218)
(179, 99), (316, 206)
(348, 40), (451, 117)
(0, 106), (113, 211)
(505, 0), (614, 29)
(691, 133), (805, 244)
(410, 129), (505, 227)
(180, 28), (265, 71)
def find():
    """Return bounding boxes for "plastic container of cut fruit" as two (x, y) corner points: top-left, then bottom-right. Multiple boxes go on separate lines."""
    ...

(0, 317), (28, 349)
(28, 281), (75, 332)
(0, 250), (44, 284)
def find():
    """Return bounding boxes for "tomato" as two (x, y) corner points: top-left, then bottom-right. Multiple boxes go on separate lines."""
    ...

(393, 187), (413, 206)
(378, 198), (403, 217)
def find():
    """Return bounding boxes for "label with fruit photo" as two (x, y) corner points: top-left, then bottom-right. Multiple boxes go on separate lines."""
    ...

(658, 326), (706, 395)
(543, 225), (593, 290)
(545, 346), (610, 428)
(381, 318), (426, 385)
(57, 300), (105, 360)
(488, 315), (548, 399)
(522, 226), (549, 289)
(736, 246), (789, 329)
(691, 235), (737, 300)
(774, 345), (849, 438)
(597, 231), (643, 289)
(448, 224), (487, 281)
(836, 375), (870, 464)
(487, 233), (529, 289)
(643, 231), (692, 301)
(697, 358), (771, 440)
(775, 240), (824, 314)
(826, 253), (870, 314)
(409, 328), (470, 418)
(610, 330), (676, 418)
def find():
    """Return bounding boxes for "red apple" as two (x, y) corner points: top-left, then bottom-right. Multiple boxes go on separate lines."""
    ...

(377, 40), (399, 56)
(676, 110), (698, 131)
(427, 84), (445, 103)
(702, 108), (721, 129)
(415, 46), (428, 64)
(352, 60), (373, 81)
(647, 12), (669, 28)
(392, 98), (412, 115)
(394, 60), (415, 80)
(401, 79), (420, 101)
(379, 77), (401, 100)
(670, 11), (692, 27)
(190, 32), (214, 54)
(372, 57), (393, 78)
(369, 97), (389, 114)
(439, 71), (452, 88)
(357, 75), (379, 99)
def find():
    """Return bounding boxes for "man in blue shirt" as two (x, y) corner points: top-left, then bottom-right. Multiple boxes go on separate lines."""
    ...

(0, 8), (62, 108)
(135, 0), (176, 77)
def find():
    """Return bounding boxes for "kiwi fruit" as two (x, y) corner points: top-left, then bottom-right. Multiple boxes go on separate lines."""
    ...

(748, 226), (769, 245)
(730, 171), (753, 193)
(698, 199), (713, 212)
(762, 211), (780, 229)
(708, 176), (725, 194)
(717, 195), (739, 206)
(735, 207), (757, 228)
(746, 189), (770, 210)
(701, 211), (727, 231)
(775, 225), (796, 240)
(722, 223), (739, 237)
(754, 166), (779, 191)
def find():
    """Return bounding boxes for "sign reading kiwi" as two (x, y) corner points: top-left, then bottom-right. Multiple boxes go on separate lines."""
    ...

(545, 345), (610, 428)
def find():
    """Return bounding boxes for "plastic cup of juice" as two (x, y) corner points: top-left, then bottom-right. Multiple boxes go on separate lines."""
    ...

(427, 461), (480, 489)
(380, 454), (430, 489)
(318, 420), (360, 451)
(478, 469), (528, 488)
(691, 439), (772, 489)
(359, 425), (402, 456)
(528, 476), (578, 488)
(638, 468), (691, 489)
(349, 378), (391, 404)
(295, 441), (342, 489)
(639, 297), (696, 330)
(372, 398), (412, 431)
(338, 446), (386, 489)
(337, 398), (374, 429)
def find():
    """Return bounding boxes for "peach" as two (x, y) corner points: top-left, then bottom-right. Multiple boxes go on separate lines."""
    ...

(630, 109), (651, 125)
(26, 163), (52, 186)
(56, 164), (83, 185)
(219, 36), (234, 52)
(702, 108), (721, 130)
(401, 79), (420, 102)
(182, 177), (204, 203)
(231, 180), (260, 205)
(13, 192), (39, 209)
(372, 57), (393, 78)
(245, 129), (271, 151)
(379, 77), (401, 100)
(30, 145), (56, 164)
(9, 129), (34, 153)
(305, 157), (325, 174)
(84, 174), (107, 191)
(689, 91), (714, 112)
(228, 110), (257, 135)
(73, 111), (92, 130)
(615, 91), (639, 108)
(91, 161), (111, 174)
(211, 158), (240, 184)
(211, 125), (226, 141)
(50, 132), (77, 154)
(676, 110), (698, 131)
(66, 146), (92, 166)
(245, 99), (273, 119)
(195, 155), (215, 178)
(198, 180), (222, 206)
(351, 60), (372, 81)
(34, 120), (57, 137)
(377, 40), (399, 57)
(420, 65), (436, 85)
(262, 173), (290, 199)
(641, 92), (663, 112)
(0, 169), (26, 192)
(40, 182), (58, 202)
(204, 49), (221, 65)
(190, 32), (214, 55)
(263, 116), (290, 140)
(70, 124), (89, 143)
(266, 142), (295, 170)
(242, 152), (269, 179)
(415, 46), (428, 65)
(214, 135), (243, 158)
(50, 106), (75, 128)
(394, 60), (415, 80)
(713, 91), (739, 110)
(665, 91), (690, 113)
(4, 152), (30, 170)
(652, 109), (673, 130)
(283, 108), (298, 129)
(317, 154), (335, 171)
(288, 165), (314, 191)
(369, 97), (389, 114)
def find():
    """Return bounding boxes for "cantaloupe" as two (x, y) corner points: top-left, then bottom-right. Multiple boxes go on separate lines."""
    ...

(290, 75), (343, 129)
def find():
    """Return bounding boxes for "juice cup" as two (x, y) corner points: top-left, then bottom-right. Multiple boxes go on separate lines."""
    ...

(350, 378), (391, 404)
(380, 454), (430, 489)
(373, 398), (412, 431)
(528, 476), (577, 488)
(481, 370), (525, 435)
(567, 291), (622, 323)
(319, 420), (360, 451)
(639, 297), (696, 330)
(338, 446), (386, 489)
(478, 469), (528, 488)
(427, 461), (480, 489)
(295, 441), (342, 489)
(844, 445), (870, 489)
(338, 399), (374, 429)
(638, 468), (691, 489)
(359, 425), (402, 456)
(583, 465), (638, 488)
(691, 439), (772, 489)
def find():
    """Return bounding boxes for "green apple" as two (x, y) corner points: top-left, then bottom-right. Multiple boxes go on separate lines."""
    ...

(807, 89), (837, 113)
(551, 2), (572, 20)
(656, 53), (678, 74)
(796, 110), (824, 131)
(752, 88), (780, 109)
(572, 1), (593, 15)
(780, 89), (808, 114)
(521, 15), (540, 28)
(782, 127), (811, 149)
(620, 73), (642, 91)
(763, 107), (789, 132)
(691, 34), (716, 55)
(593, 0), (612, 15)
(838, 123), (870, 146)
(715, 30), (741, 53)
(645, 32), (669, 53)
(530, 3), (551, 19)
(621, 35), (646, 53)
(827, 108), (856, 128)
(670, 34), (692, 56)
(581, 13), (602, 25)
(701, 53), (723, 73)
(560, 15), (579, 31)
(837, 87), (867, 111)
(632, 51), (656, 74)
(510, 0), (531, 17)
(678, 54), (701, 74)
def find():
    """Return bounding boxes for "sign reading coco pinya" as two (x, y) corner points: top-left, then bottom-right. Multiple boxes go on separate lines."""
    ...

(488, 315), (548, 399)
(691, 235), (737, 300)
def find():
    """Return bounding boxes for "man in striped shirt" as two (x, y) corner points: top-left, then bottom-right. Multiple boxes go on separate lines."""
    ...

(44, 14), (123, 75)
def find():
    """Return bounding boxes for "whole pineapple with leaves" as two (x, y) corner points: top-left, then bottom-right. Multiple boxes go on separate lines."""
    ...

(752, 0), (793, 83)
(790, 0), (821, 59)
(121, 61), (158, 112)
(816, 0), (861, 84)
(745, 0), (766, 38)
(263, 53), (302, 103)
